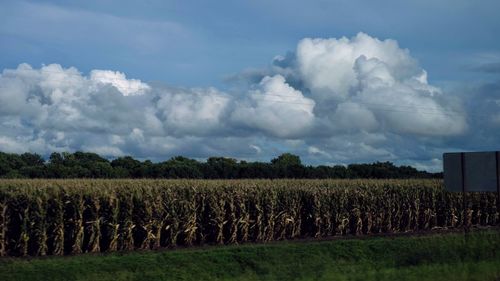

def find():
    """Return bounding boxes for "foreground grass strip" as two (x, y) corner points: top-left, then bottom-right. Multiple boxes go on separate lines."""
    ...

(1, 230), (499, 281)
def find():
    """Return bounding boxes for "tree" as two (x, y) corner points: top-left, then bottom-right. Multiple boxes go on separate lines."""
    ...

(159, 156), (203, 178)
(0, 153), (12, 177)
(0, 150), (439, 179)
(49, 152), (64, 165)
(271, 153), (302, 167)
(90, 162), (114, 178)
(271, 153), (304, 178)
(204, 157), (239, 179)
(20, 153), (45, 166)
(111, 156), (142, 177)
(238, 162), (274, 178)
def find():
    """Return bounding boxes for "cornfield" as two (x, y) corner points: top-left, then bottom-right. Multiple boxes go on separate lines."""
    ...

(0, 179), (498, 257)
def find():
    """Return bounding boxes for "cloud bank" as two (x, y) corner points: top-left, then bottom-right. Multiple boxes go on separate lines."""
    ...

(0, 33), (480, 171)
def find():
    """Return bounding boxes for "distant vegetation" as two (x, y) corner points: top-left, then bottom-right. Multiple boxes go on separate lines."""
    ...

(0, 151), (440, 179)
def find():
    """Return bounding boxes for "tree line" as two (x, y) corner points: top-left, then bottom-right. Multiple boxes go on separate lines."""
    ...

(0, 151), (441, 179)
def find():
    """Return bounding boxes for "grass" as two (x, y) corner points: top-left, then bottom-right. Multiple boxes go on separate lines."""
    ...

(0, 230), (499, 281)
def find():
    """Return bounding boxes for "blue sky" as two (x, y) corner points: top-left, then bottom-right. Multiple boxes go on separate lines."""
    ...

(2, 0), (499, 86)
(1, 0), (500, 171)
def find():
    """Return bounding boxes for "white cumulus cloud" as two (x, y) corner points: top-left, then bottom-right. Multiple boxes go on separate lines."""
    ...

(231, 75), (315, 138)
(0, 33), (476, 170)
(90, 70), (151, 96)
(288, 33), (467, 137)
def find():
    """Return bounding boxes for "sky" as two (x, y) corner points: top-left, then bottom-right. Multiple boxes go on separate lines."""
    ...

(0, 0), (500, 171)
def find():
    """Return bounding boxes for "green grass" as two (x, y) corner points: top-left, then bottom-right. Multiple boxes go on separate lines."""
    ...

(1, 230), (499, 281)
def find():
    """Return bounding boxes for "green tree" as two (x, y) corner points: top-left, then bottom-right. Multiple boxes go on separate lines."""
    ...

(111, 156), (142, 177)
(271, 153), (302, 166)
(204, 157), (239, 178)
(271, 153), (304, 178)
(159, 156), (203, 178)
(20, 153), (45, 166)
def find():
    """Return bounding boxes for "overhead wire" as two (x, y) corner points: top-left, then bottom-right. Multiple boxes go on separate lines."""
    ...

(0, 68), (492, 119)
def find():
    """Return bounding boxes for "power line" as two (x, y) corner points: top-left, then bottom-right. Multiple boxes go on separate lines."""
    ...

(262, 93), (461, 114)
(0, 69), (492, 119)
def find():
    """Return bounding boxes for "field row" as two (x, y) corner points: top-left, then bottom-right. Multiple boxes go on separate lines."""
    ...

(0, 179), (498, 257)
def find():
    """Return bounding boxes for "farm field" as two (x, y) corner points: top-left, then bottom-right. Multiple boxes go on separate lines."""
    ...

(0, 230), (499, 281)
(0, 179), (498, 257)
(3, 0), (499, 280)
